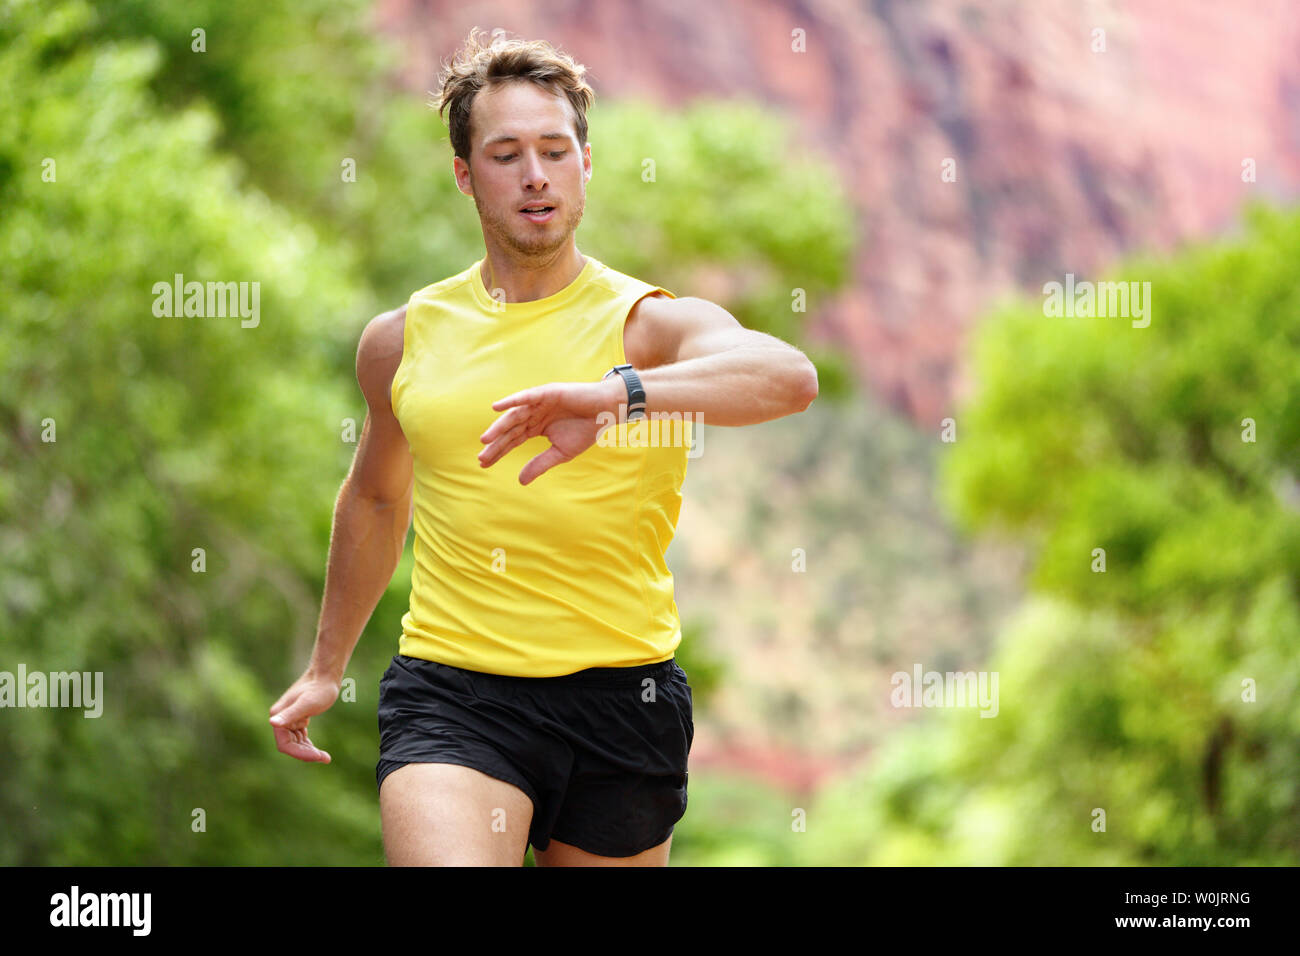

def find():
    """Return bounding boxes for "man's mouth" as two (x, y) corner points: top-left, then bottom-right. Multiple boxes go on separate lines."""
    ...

(519, 204), (556, 223)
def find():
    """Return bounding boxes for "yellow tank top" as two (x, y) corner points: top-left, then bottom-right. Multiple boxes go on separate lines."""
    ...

(390, 254), (691, 676)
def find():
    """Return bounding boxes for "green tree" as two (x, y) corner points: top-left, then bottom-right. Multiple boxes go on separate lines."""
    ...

(800, 204), (1300, 865)
(2, 0), (854, 863)
(0, 0), (378, 864)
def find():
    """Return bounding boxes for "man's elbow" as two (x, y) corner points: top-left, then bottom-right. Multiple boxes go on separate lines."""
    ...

(793, 357), (819, 412)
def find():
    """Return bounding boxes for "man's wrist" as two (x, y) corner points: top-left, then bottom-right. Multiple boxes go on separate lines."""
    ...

(602, 364), (647, 422)
(602, 370), (631, 421)
(306, 654), (345, 686)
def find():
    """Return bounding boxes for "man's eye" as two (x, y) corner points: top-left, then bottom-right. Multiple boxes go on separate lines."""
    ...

(495, 154), (515, 162)
(548, 151), (566, 159)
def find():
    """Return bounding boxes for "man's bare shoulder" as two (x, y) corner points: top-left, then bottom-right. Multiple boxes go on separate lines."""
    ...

(623, 290), (675, 369)
(357, 305), (408, 406)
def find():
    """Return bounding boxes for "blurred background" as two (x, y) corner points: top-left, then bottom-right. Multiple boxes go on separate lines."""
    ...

(3, 0), (1299, 865)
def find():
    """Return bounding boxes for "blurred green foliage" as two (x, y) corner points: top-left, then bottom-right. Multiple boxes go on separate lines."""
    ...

(760, 203), (1300, 865)
(0, 0), (852, 863)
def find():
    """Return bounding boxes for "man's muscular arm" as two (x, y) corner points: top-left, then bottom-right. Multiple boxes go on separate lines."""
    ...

(477, 294), (818, 483)
(619, 293), (819, 425)
(268, 305), (413, 763)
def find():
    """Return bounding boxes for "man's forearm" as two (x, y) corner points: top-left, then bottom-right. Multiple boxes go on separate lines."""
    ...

(306, 480), (410, 683)
(607, 345), (818, 426)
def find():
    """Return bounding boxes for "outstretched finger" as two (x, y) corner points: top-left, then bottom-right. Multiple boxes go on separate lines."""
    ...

(519, 444), (570, 485)
(490, 387), (539, 413)
(479, 421), (527, 468)
(480, 403), (527, 445)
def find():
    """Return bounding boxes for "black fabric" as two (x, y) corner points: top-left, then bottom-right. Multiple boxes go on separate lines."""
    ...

(376, 653), (694, 857)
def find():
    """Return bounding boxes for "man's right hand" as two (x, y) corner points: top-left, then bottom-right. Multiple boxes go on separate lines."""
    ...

(269, 672), (341, 763)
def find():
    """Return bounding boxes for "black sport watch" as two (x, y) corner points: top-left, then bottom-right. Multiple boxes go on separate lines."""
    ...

(603, 363), (647, 421)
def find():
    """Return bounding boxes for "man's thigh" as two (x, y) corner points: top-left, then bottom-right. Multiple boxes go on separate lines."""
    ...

(533, 833), (673, 867)
(379, 762), (534, 866)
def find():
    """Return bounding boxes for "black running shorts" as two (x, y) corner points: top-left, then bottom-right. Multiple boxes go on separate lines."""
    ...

(376, 653), (695, 858)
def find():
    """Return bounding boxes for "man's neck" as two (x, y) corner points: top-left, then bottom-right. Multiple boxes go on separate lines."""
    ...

(479, 245), (587, 304)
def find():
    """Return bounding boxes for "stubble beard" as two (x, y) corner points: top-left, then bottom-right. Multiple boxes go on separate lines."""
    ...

(472, 176), (586, 263)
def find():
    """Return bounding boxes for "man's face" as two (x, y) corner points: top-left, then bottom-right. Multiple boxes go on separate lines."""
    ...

(455, 81), (591, 260)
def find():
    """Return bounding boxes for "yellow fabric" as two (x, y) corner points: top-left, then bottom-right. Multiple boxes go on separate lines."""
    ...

(390, 255), (691, 676)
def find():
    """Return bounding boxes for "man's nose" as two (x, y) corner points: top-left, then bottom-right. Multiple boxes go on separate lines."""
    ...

(522, 151), (549, 189)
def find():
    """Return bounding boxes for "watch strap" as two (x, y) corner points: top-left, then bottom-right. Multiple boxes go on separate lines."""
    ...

(604, 363), (647, 420)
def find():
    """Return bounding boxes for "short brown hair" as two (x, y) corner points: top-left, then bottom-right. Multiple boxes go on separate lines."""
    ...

(434, 28), (595, 163)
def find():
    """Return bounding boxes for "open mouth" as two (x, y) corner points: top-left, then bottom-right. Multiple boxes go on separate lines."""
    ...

(520, 205), (556, 222)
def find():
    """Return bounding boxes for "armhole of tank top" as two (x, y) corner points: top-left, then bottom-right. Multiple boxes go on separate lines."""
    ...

(389, 297), (415, 414)
(616, 285), (676, 368)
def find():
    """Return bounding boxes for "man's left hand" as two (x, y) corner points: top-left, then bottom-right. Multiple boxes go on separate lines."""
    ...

(479, 379), (620, 484)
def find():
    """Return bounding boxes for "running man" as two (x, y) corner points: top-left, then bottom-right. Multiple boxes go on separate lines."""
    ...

(268, 28), (818, 866)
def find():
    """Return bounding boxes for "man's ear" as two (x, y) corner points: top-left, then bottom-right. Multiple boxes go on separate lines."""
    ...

(454, 156), (474, 197)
